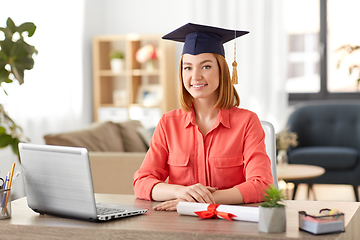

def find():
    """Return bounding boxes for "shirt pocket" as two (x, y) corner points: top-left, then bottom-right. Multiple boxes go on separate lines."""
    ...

(212, 154), (244, 168)
(168, 154), (190, 166)
(210, 154), (245, 188)
(167, 154), (193, 185)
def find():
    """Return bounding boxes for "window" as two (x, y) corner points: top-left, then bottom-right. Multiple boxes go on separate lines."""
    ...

(284, 0), (320, 94)
(327, 0), (360, 93)
(286, 33), (320, 93)
(284, 0), (360, 102)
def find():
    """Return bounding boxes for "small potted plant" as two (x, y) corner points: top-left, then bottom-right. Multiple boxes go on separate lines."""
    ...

(258, 185), (286, 233)
(276, 126), (298, 165)
(109, 50), (125, 73)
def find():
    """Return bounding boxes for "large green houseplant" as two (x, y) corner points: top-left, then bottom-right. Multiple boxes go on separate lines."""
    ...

(0, 17), (37, 158)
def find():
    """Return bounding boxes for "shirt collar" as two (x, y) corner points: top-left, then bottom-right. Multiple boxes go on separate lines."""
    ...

(184, 106), (232, 129)
(184, 107), (196, 128)
(218, 108), (231, 128)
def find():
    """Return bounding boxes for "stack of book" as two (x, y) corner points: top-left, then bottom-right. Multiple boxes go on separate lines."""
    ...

(299, 210), (344, 235)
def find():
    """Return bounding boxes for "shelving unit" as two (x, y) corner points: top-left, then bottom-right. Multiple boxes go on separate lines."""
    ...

(92, 34), (178, 127)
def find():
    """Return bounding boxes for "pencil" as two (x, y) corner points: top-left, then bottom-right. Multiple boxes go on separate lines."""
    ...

(0, 173), (10, 214)
(2, 163), (15, 215)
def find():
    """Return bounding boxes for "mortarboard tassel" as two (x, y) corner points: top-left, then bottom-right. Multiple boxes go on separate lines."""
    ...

(232, 61), (238, 85)
(231, 30), (238, 85)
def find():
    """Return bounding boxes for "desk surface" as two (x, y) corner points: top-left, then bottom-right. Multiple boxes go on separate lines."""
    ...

(277, 164), (326, 181)
(1, 194), (359, 240)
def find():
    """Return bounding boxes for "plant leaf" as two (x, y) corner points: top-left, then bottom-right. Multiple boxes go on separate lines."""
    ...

(10, 137), (20, 157)
(16, 39), (38, 56)
(18, 22), (36, 37)
(1, 38), (13, 57)
(6, 18), (16, 35)
(0, 133), (12, 148)
(1, 18), (37, 86)
(10, 63), (24, 84)
(0, 50), (8, 64)
(0, 127), (6, 135)
(0, 68), (10, 84)
(260, 184), (286, 208)
(14, 54), (35, 70)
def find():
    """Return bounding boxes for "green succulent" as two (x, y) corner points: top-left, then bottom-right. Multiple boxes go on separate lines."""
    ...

(260, 185), (286, 208)
(109, 51), (124, 59)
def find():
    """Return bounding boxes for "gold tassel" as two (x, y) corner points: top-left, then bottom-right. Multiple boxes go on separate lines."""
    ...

(232, 61), (238, 84)
(231, 30), (238, 85)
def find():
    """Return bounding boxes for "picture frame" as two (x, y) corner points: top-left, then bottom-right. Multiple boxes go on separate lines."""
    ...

(136, 84), (163, 107)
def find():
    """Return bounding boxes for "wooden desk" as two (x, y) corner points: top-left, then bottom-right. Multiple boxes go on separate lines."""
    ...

(0, 194), (359, 239)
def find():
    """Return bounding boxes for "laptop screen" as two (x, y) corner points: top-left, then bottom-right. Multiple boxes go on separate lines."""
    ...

(19, 143), (98, 220)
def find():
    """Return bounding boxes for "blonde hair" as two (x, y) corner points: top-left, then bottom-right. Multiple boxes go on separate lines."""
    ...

(178, 53), (240, 112)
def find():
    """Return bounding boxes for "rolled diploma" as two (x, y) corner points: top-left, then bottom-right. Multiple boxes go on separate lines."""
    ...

(177, 202), (259, 222)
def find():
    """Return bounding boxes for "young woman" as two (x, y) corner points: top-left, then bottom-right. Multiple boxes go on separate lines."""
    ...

(133, 23), (273, 211)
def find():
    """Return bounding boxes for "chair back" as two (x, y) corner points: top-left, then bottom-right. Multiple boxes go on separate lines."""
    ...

(287, 104), (360, 150)
(261, 121), (278, 189)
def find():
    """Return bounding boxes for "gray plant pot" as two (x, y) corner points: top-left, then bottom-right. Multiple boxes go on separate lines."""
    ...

(258, 206), (286, 233)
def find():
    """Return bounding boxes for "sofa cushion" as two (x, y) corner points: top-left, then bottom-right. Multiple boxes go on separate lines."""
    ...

(117, 120), (148, 152)
(136, 127), (156, 148)
(288, 146), (359, 170)
(44, 121), (125, 152)
(287, 104), (360, 150)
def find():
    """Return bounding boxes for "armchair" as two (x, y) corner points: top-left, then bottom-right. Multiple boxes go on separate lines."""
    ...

(286, 103), (360, 201)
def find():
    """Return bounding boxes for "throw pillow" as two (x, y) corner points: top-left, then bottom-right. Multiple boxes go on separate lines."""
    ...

(44, 121), (125, 152)
(117, 120), (148, 152)
(136, 127), (155, 148)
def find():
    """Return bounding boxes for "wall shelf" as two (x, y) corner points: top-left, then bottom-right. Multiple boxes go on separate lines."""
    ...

(92, 34), (178, 125)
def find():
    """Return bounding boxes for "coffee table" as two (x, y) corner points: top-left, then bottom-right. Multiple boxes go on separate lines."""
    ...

(277, 164), (325, 200)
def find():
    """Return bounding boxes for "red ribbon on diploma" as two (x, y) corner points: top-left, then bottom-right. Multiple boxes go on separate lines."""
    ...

(195, 204), (237, 221)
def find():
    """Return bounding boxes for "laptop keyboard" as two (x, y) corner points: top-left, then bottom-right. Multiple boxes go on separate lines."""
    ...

(96, 206), (126, 215)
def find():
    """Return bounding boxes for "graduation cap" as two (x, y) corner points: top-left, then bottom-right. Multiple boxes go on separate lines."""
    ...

(162, 23), (249, 84)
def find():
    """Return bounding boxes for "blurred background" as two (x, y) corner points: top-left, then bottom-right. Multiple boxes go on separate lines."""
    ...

(1, 0), (359, 144)
(1, 0), (359, 201)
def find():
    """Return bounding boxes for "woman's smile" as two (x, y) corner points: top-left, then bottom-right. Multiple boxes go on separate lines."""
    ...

(191, 83), (208, 89)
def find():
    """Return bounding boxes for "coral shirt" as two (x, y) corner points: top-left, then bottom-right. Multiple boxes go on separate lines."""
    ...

(133, 106), (273, 203)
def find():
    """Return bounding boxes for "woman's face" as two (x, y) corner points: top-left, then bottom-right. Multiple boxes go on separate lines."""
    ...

(182, 53), (220, 102)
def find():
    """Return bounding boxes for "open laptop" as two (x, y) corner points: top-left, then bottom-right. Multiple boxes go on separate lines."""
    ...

(19, 143), (148, 221)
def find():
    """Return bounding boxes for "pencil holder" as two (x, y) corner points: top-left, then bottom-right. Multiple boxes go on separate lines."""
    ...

(0, 188), (11, 219)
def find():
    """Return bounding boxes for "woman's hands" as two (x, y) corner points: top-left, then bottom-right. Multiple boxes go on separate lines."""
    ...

(153, 183), (217, 211)
(175, 183), (217, 204)
(153, 199), (185, 211)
